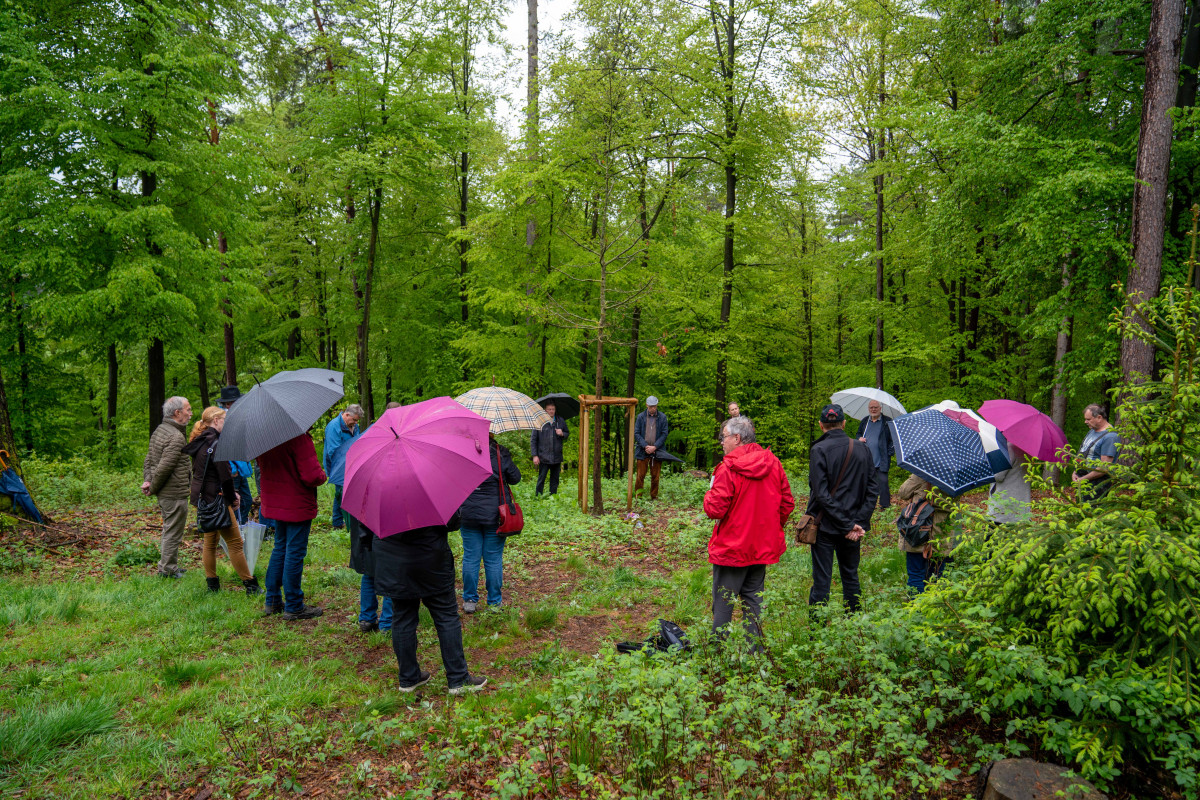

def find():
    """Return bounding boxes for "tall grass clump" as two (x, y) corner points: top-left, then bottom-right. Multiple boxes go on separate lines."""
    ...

(0, 697), (118, 777)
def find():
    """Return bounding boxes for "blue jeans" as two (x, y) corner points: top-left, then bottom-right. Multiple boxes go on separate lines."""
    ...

(265, 520), (312, 613)
(233, 475), (252, 525)
(331, 484), (345, 528)
(460, 526), (506, 605)
(905, 551), (948, 594)
(360, 575), (393, 629)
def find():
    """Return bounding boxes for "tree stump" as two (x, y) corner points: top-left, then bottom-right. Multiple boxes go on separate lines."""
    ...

(980, 759), (1107, 800)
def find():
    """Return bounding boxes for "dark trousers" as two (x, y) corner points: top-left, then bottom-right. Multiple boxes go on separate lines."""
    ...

(712, 564), (766, 645)
(809, 531), (862, 612)
(535, 462), (562, 495)
(390, 590), (470, 689)
(874, 468), (891, 510)
(233, 475), (253, 525)
(635, 458), (662, 499)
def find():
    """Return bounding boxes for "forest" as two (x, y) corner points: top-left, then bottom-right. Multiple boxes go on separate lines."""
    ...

(3, 0), (1192, 471)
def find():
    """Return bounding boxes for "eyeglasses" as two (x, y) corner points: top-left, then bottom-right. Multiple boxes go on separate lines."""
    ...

(718, 433), (738, 442)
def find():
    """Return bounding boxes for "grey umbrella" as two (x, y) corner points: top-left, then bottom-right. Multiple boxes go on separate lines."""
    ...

(535, 393), (580, 420)
(214, 368), (345, 461)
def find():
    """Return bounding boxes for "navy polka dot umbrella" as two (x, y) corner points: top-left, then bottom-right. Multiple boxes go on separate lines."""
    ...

(888, 402), (1011, 497)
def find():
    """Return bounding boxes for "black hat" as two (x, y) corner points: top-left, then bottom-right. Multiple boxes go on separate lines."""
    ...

(820, 404), (845, 424)
(218, 385), (242, 405)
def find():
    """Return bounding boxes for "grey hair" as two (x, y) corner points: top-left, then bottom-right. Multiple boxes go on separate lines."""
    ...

(344, 404), (365, 418)
(724, 415), (756, 443)
(162, 396), (189, 418)
(1085, 403), (1108, 421)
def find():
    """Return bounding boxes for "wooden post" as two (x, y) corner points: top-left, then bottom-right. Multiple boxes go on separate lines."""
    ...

(625, 405), (636, 510)
(577, 399), (589, 513)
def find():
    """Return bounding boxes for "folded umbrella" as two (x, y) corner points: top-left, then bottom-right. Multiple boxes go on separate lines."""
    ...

(651, 449), (683, 464)
(978, 399), (1068, 463)
(214, 368), (345, 461)
(0, 456), (43, 524)
(342, 397), (494, 538)
(889, 404), (1009, 497)
(831, 387), (906, 420)
(455, 386), (553, 433)
(535, 393), (580, 421)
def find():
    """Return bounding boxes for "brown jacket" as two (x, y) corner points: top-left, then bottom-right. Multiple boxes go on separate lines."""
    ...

(143, 420), (190, 499)
(894, 474), (957, 555)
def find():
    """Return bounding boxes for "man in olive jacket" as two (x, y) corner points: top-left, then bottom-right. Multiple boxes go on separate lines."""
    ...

(141, 396), (194, 578)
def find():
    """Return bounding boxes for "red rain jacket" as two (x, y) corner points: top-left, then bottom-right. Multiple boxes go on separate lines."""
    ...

(704, 443), (795, 567)
(258, 432), (327, 522)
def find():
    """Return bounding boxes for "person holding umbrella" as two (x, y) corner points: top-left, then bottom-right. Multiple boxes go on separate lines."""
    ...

(855, 400), (895, 510)
(634, 396), (669, 500)
(457, 434), (521, 612)
(217, 386), (254, 525)
(323, 404), (363, 529)
(530, 400), (569, 496)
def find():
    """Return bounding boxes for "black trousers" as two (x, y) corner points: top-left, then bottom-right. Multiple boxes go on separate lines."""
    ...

(874, 468), (891, 510)
(808, 531), (862, 612)
(712, 564), (766, 645)
(535, 462), (562, 495)
(389, 590), (470, 689)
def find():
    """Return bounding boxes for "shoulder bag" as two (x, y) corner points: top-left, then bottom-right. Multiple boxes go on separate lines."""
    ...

(197, 446), (232, 533)
(794, 439), (855, 545)
(495, 442), (524, 536)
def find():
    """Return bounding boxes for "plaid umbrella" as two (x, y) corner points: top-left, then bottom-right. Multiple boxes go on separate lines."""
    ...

(888, 403), (1010, 497)
(454, 386), (553, 433)
(214, 368), (345, 460)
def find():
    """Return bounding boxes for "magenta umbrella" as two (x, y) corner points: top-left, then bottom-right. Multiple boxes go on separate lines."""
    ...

(978, 399), (1069, 464)
(342, 397), (493, 537)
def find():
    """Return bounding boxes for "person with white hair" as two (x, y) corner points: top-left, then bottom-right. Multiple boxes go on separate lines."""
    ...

(633, 396), (669, 500)
(141, 396), (194, 578)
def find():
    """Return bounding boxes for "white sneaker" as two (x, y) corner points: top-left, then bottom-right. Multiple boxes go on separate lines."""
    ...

(448, 675), (487, 695)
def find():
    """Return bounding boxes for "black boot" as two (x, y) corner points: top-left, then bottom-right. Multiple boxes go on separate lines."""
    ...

(243, 577), (261, 595)
(206, 577), (221, 593)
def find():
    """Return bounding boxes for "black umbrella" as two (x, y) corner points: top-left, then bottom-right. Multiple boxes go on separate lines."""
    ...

(214, 368), (345, 461)
(651, 449), (684, 464)
(535, 393), (580, 421)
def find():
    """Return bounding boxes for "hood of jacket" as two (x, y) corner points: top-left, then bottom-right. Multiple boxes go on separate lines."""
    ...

(721, 443), (777, 479)
(182, 427), (219, 458)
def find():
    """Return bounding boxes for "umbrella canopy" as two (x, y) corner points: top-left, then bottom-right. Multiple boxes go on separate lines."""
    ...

(214, 369), (345, 461)
(535, 393), (580, 421)
(831, 387), (906, 420)
(930, 400), (1013, 475)
(889, 404), (1010, 497)
(455, 386), (553, 433)
(341, 397), (494, 538)
(978, 399), (1069, 463)
(0, 466), (43, 524)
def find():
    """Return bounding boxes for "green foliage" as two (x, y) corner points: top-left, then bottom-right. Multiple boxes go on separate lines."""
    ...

(0, 697), (117, 777)
(111, 542), (160, 567)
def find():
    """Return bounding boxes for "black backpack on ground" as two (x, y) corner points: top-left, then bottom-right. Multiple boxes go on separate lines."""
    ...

(896, 499), (936, 548)
(616, 619), (691, 654)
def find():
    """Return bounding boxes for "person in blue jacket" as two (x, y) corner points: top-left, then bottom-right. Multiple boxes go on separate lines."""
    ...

(323, 404), (363, 529)
(633, 396), (669, 500)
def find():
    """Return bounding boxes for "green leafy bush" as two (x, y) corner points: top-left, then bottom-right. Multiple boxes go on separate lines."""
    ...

(111, 542), (160, 567)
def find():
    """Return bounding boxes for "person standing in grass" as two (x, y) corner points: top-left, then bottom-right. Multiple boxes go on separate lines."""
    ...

(894, 474), (958, 594)
(703, 415), (795, 645)
(456, 433), (521, 614)
(217, 386), (254, 526)
(323, 404), (363, 529)
(530, 400), (569, 496)
(183, 407), (259, 595)
(258, 430), (327, 621)
(855, 399), (894, 511)
(634, 396), (669, 500)
(142, 396), (194, 579)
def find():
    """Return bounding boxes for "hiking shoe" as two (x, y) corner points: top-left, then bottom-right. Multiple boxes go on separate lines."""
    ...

(463, 601), (478, 614)
(262, 605), (283, 617)
(158, 568), (186, 579)
(448, 676), (488, 695)
(281, 605), (324, 621)
(358, 620), (379, 633)
(206, 577), (221, 593)
(242, 578), (261, 595)
(398, 671), (431, 693)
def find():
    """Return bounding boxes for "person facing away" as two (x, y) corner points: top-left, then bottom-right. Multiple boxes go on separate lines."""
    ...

(456, 433), (521, 614)
(258, 429), (327, 621)
(531, 400), (569, 496)
(142, 396), (194, 579)
(634, 396), (669, 500)
(894, 474), (958, 594)
(855, 399), (895, 510)
(217, 385), (254, 526)
(323, 403), (363, 529)
(369, 511), (487, 694)
(988, 443), (1032, 526)
(1072, 403), (1120, 500)
(182, 407), (259, 595)
(703, 415), (795, 645)
(805, 404), (878, 612)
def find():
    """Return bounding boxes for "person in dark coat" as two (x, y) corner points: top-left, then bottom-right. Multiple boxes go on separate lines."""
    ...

(259, 430), (327, 621)
(805, 404), (878, 612)
(457, 434), (521, 613)
(182, 407), (259, 594)
(530, 401), (569, 496)
(854, 400), (894, 510)
(369, 513), (487, 694)
(217, 386), (254, 525)
(634, 396), (669, 500)
(347, 512), (392, 632)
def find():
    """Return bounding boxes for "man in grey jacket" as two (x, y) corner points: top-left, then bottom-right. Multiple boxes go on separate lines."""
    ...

(530, 401), (569, 496)
(142, 396), (194, 578)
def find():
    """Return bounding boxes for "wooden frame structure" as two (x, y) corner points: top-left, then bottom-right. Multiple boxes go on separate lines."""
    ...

(576, 395), (639, 513)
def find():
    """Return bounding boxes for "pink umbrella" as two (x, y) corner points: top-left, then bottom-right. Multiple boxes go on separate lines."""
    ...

(342, 397), (493, 537)
(978, 399), (1069, 464)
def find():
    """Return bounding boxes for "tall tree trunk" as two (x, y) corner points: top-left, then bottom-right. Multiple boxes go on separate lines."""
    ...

(14, 301), (31, 451)
(0, 365), (20, 473)
(1170, 2), (1200, 267)
(873, 39), (887, 390)
(358, 187), (381, 422)
(626, 305), (640, 398)
(197, 353), (210, 409)
(107, 343), (118, 461)
(713, 0), (736, 464)
(458, 30), (472, 325)
(148, 338), (165, 438)
(208, 99), (236, 387)
(1122, 0), (1186, 383)
(525, 0), (538, 250)
(1050, 259), (1076, 437)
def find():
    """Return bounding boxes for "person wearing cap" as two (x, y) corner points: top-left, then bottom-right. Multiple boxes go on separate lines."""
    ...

(217, 386), (254, 525)
(531, 400), (569, 496)
(805, 404), (878, 612)
(634, 396), (670, 500)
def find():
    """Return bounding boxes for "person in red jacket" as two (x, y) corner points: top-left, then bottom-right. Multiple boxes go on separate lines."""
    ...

(259, 430), (328, 621)
(703, 415), (795, 645)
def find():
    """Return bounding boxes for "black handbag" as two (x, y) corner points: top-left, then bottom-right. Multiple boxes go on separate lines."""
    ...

(197, 446), (232, 533)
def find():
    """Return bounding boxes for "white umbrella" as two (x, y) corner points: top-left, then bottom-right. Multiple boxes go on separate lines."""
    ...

(831, 387), (906, 420)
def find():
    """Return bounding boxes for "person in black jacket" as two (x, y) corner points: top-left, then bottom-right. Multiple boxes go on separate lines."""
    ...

(854, 400), (894, 510)
(457, 435), (521, 613)
(364, 513), (487, 694)
(805, 404), (878, 612)
(530, 401), (569, 496)
(182, 407), (259, 595)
